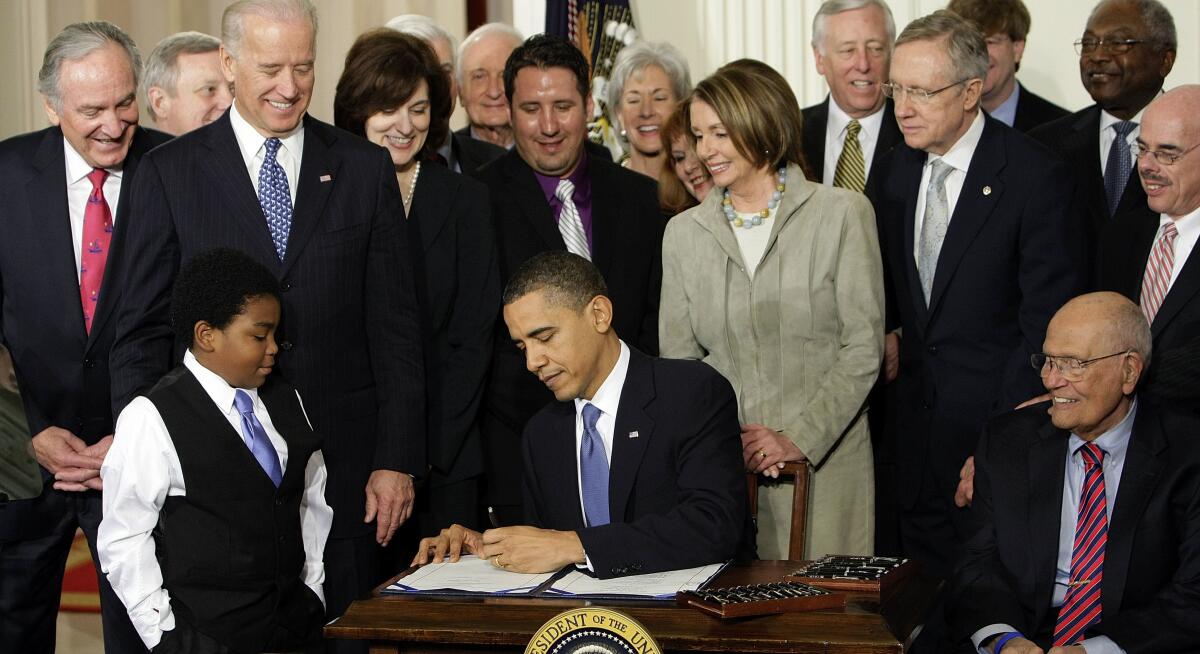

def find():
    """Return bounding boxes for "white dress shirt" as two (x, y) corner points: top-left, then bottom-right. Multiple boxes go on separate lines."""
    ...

(913, 110), (986, 261)
(97, 350), (332, 649)
(1156, 207), (1200, 291)
(1099, 106), (1146, 177)
(821, 99), (886, 187)
(229, 101), (303, 205)
(64, 139), (123, 276)
(572, 340), (630, 570)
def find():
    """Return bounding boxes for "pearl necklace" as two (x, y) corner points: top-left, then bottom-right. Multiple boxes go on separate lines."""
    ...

(722, 167), (787, 229)
(402, 160), (421, 214)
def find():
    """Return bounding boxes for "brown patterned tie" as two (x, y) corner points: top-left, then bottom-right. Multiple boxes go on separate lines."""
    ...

(832, 120), (866, 193)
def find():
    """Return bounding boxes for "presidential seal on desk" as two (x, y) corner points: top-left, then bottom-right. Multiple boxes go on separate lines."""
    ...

(525, 607), (660, 654)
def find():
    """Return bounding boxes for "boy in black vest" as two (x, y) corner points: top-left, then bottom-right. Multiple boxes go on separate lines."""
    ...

(98, 249), (332, 654)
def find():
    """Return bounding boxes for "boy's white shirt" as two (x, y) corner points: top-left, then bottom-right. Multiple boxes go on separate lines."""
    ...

(97, 350), (332, 649)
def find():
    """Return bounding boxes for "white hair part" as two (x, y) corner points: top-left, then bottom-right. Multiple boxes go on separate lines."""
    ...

(456, 22), (524, 86)
(811, 0), (896, 55)
(222, 0), (318, 59)
(386, 14), (458, 70)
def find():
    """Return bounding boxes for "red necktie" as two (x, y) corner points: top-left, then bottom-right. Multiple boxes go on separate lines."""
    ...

(1140, 221), (1178, 324)
(1053, 443), (1108, 645)
(80, 168), (112, 333)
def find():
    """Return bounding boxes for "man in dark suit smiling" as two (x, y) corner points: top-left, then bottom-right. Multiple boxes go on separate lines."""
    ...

(108, 2), (424, 649)
(414, 252), (748, 578)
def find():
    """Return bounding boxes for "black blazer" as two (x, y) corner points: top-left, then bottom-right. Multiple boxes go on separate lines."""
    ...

(801, 97), (902, 185)
(0, 125), (170, 540)
(476, 149), (663, 507)
(109, 112), (425, 538)
(1010, 84), (1071, 133)
(450, 128), (506, 178)
(948, 404), (1200, 652)
(867, 114), (1089, 509)
(1097, 203), (1200, 414)
(1028, 105), (1147, 244)
(521, 348), (751, 578)
(407, 162), (499, 483)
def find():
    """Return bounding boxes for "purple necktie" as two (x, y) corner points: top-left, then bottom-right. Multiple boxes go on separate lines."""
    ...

(234, 390), (283, 487)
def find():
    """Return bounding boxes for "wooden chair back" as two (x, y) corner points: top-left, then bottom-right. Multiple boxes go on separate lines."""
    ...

(745, 462), (811, 560)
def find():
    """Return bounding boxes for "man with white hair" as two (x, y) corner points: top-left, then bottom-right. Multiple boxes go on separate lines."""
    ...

(386, 14), (505, 177)
(0, 20), (169, 654)
(456, 22), (524, 149)
(142, 31), (233, 136)
(110, 3), (425, 652)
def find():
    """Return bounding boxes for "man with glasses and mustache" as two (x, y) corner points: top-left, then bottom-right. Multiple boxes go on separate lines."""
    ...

(1097, 86), (1200, 417)
(1029, 0), (1176, 246)
(866, 10), (1087, 592)
(948, 292), (1200, 654)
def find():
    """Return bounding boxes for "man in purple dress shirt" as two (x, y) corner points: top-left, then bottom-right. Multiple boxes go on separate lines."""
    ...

(471, 35), (663, 527)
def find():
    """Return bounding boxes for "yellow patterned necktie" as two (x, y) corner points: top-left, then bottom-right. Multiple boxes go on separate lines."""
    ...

(832, 119), (866, 193)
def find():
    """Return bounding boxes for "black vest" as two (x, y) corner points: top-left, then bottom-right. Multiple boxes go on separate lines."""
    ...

(147, 366), (322, 652)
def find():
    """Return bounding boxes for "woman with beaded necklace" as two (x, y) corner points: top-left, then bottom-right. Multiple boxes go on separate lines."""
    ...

(334, 29), (499, 540)
(659, 60), (884, 559)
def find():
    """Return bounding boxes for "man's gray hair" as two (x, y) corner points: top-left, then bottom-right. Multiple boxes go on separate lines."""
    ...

(386, 14), (458, 70)
(38, 21), (142, 110)
(1111, 297), (1153, 362)
(1088, 0), (1176, 50)
(141, 31), (222, 119)
(605, 40), (692, 117)
(895, 10), (989, 84)
(222, 0), (318, 59)
(456, 22), (524, 86)
(812, 0), (896, 54)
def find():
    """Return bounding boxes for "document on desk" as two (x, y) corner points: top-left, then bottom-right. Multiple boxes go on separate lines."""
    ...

(383, 556), (555, 595)
(544, 563), (727, 600)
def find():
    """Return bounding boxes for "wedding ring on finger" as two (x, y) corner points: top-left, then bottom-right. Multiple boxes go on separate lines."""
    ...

(758, 449), (767, 459)
(492, 556), (507, 569)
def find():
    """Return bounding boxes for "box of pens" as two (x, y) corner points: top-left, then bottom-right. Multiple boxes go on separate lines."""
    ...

(787, 555), (916, 599)
(676, 581), (846, 618)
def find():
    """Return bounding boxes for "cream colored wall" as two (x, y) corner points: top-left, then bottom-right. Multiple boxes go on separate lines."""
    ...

(0, 0), (468, 139)
(3, 1), (1197, 140)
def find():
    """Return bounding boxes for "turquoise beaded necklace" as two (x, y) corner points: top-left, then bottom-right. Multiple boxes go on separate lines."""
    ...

(721, 167), (787, 229)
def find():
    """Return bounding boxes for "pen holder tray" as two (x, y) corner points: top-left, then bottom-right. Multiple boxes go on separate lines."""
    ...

(676, 581), (845, 618)
(787, 555), (916, 599)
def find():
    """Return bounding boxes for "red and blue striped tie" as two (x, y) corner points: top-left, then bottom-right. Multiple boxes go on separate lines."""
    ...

(1054, 443), (1108, 645)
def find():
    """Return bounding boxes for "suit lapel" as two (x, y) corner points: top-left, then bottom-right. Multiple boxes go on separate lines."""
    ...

(1073, 108), (1109, 224)
(198, 114), (279, 264)
(545, 404), (586, 528)
(868, 99), (902, 185)
(1028, 421), (1068, 611)
(281, 116), (340, 278)
(410, 163), (452, 254)
(608, 350), (655, 522)
(692, 190), (746, 270)
(1103, 406), (1166, 617)
(588, 159), (618, 279)
(1150, 235), (1200, 338)
(804, 99), (829, 181)
(927, 118), (1007, 317)
(27, 128), (88, 343)
(504, 153), (565, 251)
(895, 146), (929, 325)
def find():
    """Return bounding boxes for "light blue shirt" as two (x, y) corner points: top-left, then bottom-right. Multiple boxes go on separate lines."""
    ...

(972, 400), (1137, 654)
(988, 82), (1021, 127)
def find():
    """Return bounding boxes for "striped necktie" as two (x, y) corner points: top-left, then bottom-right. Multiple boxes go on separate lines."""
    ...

(1053, 443), (1107, 645)
(1140, 221), (1178, 323)
(555, 179), (591, 260)
(832, 119), (866, 192)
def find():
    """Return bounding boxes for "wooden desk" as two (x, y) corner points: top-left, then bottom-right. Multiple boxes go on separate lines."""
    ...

(325, 561), (940, 653)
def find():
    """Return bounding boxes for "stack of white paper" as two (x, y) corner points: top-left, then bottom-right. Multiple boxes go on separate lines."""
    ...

(384, 556), (555, 595)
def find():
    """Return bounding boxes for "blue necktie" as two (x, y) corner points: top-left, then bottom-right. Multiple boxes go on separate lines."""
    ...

(234, 390), (283, 487)
(579, 403), (610, 527)
(258, 137), (293, 260)
(1103, 121), (1137, 218)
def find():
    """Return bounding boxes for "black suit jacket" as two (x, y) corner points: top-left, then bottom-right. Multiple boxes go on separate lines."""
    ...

(1098, 203), (1200, 414)
(476, 149), (663, 507)
(110, 112), (425, 538)
(0, 125), (170, 540)
(521, 348), (750, 578)
(1028, 105), (1147, 245)
(801, 97), (902, 185)
(450, 128), (506, 178)
(948, 404), (1200, 652)
(407, 162), (499, 483)
(867, 114), (1089, 509)
(1010, 84), (1071, 133)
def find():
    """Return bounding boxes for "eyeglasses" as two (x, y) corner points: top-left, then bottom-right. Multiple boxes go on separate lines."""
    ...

(1134, 141), (1200, 166)
(880, 79), (971, 105)
(1031, 350), (1130, 381)
(1074, 38), (1150, 55)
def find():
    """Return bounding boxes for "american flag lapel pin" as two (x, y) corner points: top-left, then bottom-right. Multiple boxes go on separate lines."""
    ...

(628, 430), (639, 439)
(319, 174), (332, 182)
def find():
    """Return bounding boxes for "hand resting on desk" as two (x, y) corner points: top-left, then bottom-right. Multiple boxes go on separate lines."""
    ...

(412, 524), (587, 573)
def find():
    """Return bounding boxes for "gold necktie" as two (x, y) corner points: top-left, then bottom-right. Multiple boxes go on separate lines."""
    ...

(832, 119), (866, 193)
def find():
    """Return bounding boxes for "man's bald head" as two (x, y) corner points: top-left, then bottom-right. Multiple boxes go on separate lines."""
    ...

(1137, 84), (1200, 218)
(1050, 292), (1151, 360)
